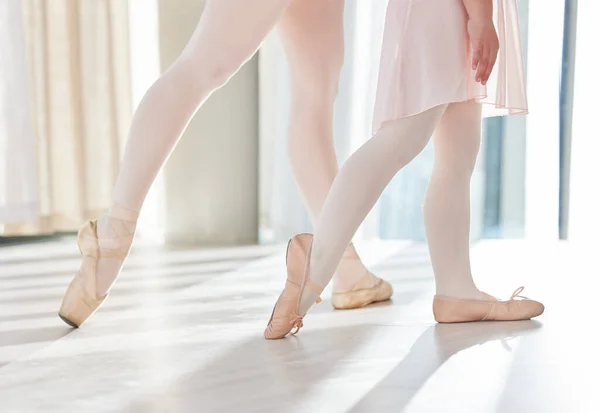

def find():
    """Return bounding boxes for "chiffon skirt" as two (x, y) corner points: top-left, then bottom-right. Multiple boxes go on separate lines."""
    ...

(373, 0), (528, 133)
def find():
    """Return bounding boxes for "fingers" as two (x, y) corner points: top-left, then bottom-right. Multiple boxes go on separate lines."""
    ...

(471, 40), (482, 71)
(475, 43), (499, 85)
(482, 50), (497, 85)
(476, 49), (488, 84)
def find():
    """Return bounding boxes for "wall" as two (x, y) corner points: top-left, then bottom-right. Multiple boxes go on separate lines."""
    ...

(156, 0), (259, 246)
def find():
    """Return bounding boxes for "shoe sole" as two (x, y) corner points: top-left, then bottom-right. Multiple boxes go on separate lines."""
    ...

(58, 313), (80, 328)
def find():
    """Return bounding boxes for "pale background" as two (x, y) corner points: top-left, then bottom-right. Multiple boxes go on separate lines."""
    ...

(1, 0), (596, 247)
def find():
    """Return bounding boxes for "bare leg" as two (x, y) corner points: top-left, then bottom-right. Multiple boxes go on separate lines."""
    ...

(298, 106), (447, 314)
(94, 0), (292, 296)
(424, 100), (483, 299)
(278, 0), (382, 293)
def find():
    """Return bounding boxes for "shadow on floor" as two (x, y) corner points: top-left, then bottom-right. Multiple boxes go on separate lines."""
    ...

(0, 326), (73, 347)
(124, 324), (377, 413)
(348, 320), (543, 412)
(493, 322), (567, 413)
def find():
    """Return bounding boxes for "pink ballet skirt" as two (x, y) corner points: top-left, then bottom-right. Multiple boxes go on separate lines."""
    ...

(373, 0), (528, 133)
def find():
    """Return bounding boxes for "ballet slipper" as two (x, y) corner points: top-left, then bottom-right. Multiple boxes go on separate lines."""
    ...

(331, 244), (393, 309)
(331, 275), (393, 310)
(264, 234), (323, 340)
(58, 210), (137, 328)
(433, 286), (545, 323)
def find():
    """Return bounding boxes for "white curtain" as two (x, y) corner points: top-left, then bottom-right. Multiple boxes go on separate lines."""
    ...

(0, 0), (132, 236)
(0, 0), (38, 225)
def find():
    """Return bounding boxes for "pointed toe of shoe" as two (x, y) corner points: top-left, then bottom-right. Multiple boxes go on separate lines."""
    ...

(264, 329), (286, 341)
(58, 275), (105, 328)
(526, 299), (545, 319)
(433, 288), (545, 323)
(58, 292), (104, 328)
(381, 279), (394, 298)
(537, 302), (545, 317)
(264, 319), (291, 340)
(503, 298), (545, 321)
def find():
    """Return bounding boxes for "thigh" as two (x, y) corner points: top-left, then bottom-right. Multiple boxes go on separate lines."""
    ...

(178, 0), (292, 70)
(432, 100), (483, 169)
(277, 0), (345, 82)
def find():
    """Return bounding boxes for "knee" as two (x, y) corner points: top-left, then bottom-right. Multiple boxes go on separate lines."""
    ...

(435, 138), (481, 178)
(172, 54), (242, 97)
(202, 63), (237, 88)
(457, 134), (481, 166)
(291, 56), (343, 103)
(460, 135), (481, 172)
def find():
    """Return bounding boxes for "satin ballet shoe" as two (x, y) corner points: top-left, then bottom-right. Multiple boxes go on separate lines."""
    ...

(58, 217), (135, 328)
(264, 234), (323, 340)
(433, 286), (545, 323)
(331, 244), (393, 310)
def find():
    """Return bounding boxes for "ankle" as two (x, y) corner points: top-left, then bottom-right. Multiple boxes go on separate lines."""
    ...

(435, 285), (483, 300)
(332, 274), (350, 293)
(333, 261), (377, 292)
(108, 203), (140, 223)
(298, 288), (321, 315)
(96, 203), (139, 236)
(96, 216), (137, 256)
(97, 215), (136, 233)
(343, 243), (360, 260)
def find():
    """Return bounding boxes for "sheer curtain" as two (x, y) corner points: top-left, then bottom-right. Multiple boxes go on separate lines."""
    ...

(0, 0), (38, 226)
(0, 0), (132, 236)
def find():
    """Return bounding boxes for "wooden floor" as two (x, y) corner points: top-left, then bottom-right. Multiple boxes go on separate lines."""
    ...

(0, 237), (597, 413)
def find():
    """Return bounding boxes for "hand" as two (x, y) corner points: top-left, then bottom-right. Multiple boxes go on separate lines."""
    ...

(467, 18), (499, 85)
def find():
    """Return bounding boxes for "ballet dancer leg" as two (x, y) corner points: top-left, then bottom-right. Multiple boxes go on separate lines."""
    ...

(424, 100), (483, 299)
(265, 101), (543, 338)
(265, 105), (446, 339)
(427, 101), (543, 321)
(60, 0), (294, 327)
(299, 101), (543, 320)
(278, 0), (392, 306)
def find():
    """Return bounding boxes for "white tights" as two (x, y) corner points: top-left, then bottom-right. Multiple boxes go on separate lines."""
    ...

(95, 0), (376, 296)
(94, 0), (483, 306)
(299, 101), (485, 314)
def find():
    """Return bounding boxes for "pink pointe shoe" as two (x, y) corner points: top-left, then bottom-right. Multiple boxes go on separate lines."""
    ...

(58, 219), (134, 328)
(433, 286), (545, 323)
(264, 234), (324, 340)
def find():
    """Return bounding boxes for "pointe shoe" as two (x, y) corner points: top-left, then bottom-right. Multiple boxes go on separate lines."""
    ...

(433, 286), (545, 323)
(331, 244), (393, 310)
(264, 234), (324, 340)
(58, 219), (134, 328)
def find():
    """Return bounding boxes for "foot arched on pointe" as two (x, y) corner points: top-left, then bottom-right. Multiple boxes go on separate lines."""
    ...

(264, 234), (323, 340)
